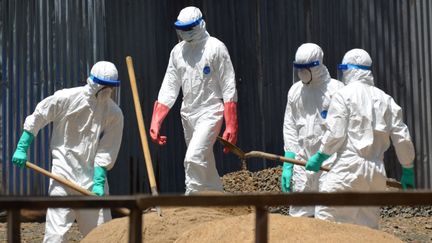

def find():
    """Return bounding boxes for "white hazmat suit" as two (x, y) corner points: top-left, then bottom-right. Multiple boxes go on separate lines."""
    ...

(314, 49), (415, 228)
(22, 61), (124, 242)
(283, 43), (344, 217)
(150, 6), (238, 194)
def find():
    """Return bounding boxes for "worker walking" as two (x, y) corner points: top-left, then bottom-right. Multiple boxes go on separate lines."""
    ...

(149, 6), (238, 194)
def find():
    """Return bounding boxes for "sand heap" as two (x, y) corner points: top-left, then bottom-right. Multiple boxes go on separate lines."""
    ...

(82, 206), (401, 243)
(81, 206), (251, 243)
(82, 167), (402, 242)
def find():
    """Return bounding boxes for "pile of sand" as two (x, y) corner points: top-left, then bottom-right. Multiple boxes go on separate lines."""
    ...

(82, 207), (401, 243)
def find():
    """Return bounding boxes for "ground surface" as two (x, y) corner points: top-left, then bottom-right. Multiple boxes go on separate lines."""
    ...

(0, 167), (431, 242)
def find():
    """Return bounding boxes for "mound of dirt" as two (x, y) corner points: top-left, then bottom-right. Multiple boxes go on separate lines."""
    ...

(81, 167), (404, 242)
(81, 206), (251, 243)
(83, 207), (401, 243)
(177, 213), (402, 243)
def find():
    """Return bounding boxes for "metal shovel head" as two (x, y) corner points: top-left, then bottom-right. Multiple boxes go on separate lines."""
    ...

(217, 136), (246, 159)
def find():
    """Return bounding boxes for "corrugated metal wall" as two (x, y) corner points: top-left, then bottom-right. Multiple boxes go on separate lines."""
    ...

(1, 0), (106, 195)
(2, 0), (432, 195)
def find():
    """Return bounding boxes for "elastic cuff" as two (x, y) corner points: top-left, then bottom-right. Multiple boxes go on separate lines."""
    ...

(402, 167), (414, 173)
(318, 151), (331, 160)
(402, 164), (414, 169)
(22, 130), (35, 141)
(94, 166), (107, 179)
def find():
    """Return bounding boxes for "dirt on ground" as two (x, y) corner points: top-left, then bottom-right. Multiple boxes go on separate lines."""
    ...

(0, 166), (431, 242)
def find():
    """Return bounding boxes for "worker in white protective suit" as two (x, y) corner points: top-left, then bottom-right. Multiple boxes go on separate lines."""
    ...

(282, 43), (344, 217)
(305, 48), (415, 229)
(149, 6), (238, 194)
(11, 61), (124, 242)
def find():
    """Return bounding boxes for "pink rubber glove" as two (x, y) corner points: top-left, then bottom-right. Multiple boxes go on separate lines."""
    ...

(149, 101), (170, 145)
(222, 102), (238, 153)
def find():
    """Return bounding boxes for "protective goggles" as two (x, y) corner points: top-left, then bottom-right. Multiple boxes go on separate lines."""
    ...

(174, 17), (203, 31)
(293, 60), (320, 69)
(337, 64), (371, 82)
(90, 75), (120, 87)
(337, 64), (371, 71)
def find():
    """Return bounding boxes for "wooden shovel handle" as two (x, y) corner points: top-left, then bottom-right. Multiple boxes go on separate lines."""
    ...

(126, 56), (158, 194)
(243, 152), (403, 189)
(126, 56), (162, 217)
(245, 151), (331, 171)
(26, 161), (130, 216)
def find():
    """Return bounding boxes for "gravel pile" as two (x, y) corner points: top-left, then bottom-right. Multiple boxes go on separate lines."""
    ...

(222, 166), (288, 215)
(381, 206), (432, 218)
(222, 167), (282, 193)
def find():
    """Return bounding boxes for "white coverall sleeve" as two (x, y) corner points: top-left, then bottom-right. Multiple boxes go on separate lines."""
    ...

(158, 49), (181, 108)
(389, 98), (415, 168)
(23, 91), (65, 136)
(94, 108), (124, 170)
(283, 91), (300, 153)
(217, 44), (237, 102)
(320, 92), (349, 155)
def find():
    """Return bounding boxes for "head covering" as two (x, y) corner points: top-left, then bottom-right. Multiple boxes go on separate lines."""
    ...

(174, 6), (208, 43)
(89, 61), (120, 87)
(339, 48), (373, 85)
(293, 43), (330, 85)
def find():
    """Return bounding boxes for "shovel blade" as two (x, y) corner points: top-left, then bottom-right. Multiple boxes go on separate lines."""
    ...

(217, 136), (246, 159)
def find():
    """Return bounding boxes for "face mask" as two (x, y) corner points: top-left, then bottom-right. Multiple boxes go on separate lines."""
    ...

(87, 77), (116, 99)
(176, 28), (203, 42)
(298, 69), (312, 84)
(96, 86), (113, 101)
(292, 60), (319, 84)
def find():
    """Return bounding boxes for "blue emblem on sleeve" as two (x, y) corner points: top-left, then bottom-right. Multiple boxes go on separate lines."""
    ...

(321, 110), (328, 119)
(203, 66), (211, 75)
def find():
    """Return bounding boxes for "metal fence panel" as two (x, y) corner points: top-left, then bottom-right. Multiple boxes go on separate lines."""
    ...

(106, 0), (432, 193)
(2, 0), (432, 195)
(1, 0), (106, 195)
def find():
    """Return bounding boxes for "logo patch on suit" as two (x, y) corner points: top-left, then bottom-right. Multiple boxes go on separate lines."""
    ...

(320, 110), (328, 119)
(203, 66), (211, 75)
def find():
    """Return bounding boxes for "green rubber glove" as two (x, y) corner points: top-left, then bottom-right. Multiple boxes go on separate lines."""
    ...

(305, 151), (330, 172)
(12, 131), (34, 168)
(92, 166), (107, 196)
(400, 167), (415, 190)
(281, 151), (296, 192)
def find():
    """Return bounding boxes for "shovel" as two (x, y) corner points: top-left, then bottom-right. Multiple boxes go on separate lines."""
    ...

(217, 137), (403, 189)
(26, 161), (130, 216)
(217, 136), (330, 171)
(126, 56), (162, 217)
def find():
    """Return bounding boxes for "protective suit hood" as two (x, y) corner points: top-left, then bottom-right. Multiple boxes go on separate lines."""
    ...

(340, 48), (374, 86)
(294, 43), (331, 86)
(85, 61), (119, 101)
(175, 6), (209, 44)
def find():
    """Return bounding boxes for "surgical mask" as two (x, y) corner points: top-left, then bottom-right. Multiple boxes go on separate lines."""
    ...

(96, 86), (113, 101)
(292, 60), (320, 84)
(87, 78), (116, 102)
(176, 29), (195, 42)
(337, 64), (371, 83)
